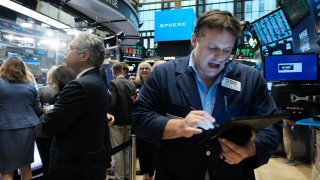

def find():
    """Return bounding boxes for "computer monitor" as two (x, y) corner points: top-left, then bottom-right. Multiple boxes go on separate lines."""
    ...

(261, 37), (294, 56)
(252, 8), (292, 46)
(236, 47), (254, 59)
(123, 46), (143, 60)
(264, 53), (318, 82)
(280, 0), (310, 28)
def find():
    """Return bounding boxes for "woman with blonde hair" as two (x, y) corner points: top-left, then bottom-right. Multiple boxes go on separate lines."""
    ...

(0, 57), (42, 180)
(133, 61), (156, 180)
(133, 62), (152, 90)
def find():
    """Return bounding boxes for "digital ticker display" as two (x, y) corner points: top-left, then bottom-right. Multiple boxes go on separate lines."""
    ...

(236, 48), (254, 59)
(123, 46), (143, 60)
(280, 0), (310, 28)
(252, 8), (292, 45)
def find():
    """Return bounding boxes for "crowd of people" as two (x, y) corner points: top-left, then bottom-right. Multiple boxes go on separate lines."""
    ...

(0, 9), (288, 180)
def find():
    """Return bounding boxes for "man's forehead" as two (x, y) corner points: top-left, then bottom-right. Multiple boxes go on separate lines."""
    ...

(69, 39), (78, 47)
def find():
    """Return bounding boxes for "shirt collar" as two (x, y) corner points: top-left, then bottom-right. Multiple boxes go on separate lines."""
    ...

(76, 67), (95, 79)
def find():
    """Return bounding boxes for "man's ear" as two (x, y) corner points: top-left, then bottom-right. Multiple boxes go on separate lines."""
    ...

(191, 33), (198, 48)
(80, 51), (90, 62)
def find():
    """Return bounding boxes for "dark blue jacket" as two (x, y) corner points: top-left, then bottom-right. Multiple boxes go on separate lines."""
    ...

(132, 56), (281, 180)
(0, 78), (41, 129)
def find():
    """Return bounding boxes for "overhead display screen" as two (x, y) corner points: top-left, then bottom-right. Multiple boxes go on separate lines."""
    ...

(280, 0), (310, 28)
(123, 46), (143, 60)
(154, 8), (196, 42)
(252, 8), (292, 45)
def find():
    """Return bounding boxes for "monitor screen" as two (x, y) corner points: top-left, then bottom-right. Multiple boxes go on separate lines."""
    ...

(123, 46), (143, 60)
(291, 14), (320, 53)
(280, 0), (310, 28)
(264, 53), (318, 81)
(261, 37), (294, 56)
(236, 47), (254, 59)
(37, 49), (46, 55)
(243, 27), (260, 51)
(252, 8), (292, 45)
(154, 8), (196, 42)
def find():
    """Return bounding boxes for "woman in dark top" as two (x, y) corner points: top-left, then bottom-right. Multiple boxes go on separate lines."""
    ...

(35, 65), (76, 175)
(0, 57), (42, 180)
(133, 62), (156, 180)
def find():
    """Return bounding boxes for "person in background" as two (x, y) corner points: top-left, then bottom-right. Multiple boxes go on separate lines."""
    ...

(133, 62), (152, 94)
(132, 10), (281, 180)
(35, 65), (76, 175)
(39, 32), (109, 179)
(282, 119), (296, 166)
(119, 62), (130, 79)
(108, 63), (136, 180)
(38, 66), (58, 104)
(0, 57), (42, 180)
(133, 62), (156, 180)
(26, 71), (36, 84)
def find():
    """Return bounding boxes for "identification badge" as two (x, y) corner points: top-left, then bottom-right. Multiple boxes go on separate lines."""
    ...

(221, 77), (241, 92)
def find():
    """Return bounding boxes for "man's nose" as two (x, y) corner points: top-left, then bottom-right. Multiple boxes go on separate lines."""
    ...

(213, 49), (224, 62)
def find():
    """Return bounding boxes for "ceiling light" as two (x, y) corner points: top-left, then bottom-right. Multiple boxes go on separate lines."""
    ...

(0, 0), (70, 30)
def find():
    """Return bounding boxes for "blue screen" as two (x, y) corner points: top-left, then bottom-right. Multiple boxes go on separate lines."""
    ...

(252, 8), (292, 45)
(265, 53), (318, 81)
(154, 8), (196, 42)
(37, 49), (46, 55)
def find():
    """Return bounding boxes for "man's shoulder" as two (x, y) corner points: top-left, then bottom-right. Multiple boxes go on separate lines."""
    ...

(154, 56), (189, 72)
(230, 62), (260, 75)
(77, 69), (103, 83)
(112, 78), (135, 88)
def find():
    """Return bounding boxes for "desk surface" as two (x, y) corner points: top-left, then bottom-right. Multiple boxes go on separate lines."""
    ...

(296, 118), (320, 127)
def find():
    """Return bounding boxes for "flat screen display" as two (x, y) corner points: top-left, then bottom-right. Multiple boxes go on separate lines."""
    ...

(264, 53), (318, 81)
(280, 0), (310, 28)
(252, 8), (292, 45)
(154, 8), (196, 42)
(291, 15), (320, 53)
(261, 37), (294, 56)
(123, 46), (143, 60)
(236, 48), (254, 59)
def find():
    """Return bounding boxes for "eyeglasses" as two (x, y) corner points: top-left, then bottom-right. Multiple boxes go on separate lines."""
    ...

(139, 67), (150, 71)
(66, 44), (79, 54)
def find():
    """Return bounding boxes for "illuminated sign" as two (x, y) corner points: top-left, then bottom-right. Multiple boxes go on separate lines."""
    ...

(123, 46), (143, 59)
(155, 9), (196, 42)
(236, 48), (254, 59)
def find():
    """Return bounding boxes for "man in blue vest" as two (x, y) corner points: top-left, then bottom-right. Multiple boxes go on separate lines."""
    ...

(132, 10), (281, 180)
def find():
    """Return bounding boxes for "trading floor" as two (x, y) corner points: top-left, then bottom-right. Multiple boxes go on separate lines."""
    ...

(105, 158), (312, 180)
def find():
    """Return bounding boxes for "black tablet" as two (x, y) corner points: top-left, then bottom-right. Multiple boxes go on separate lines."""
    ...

(194, 113), (289, 147)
